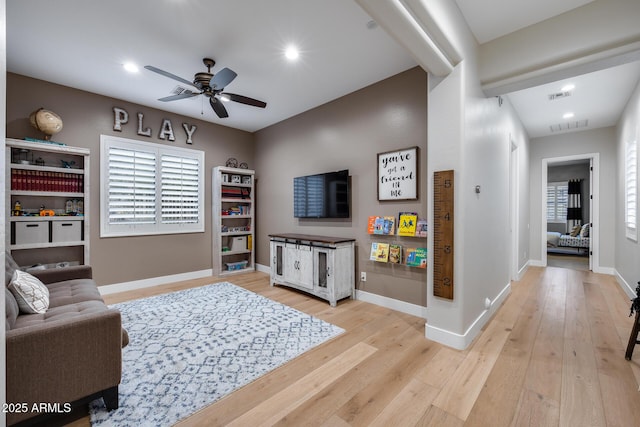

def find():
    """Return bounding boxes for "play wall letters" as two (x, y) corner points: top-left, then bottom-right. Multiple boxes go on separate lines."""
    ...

(113, 107), (197, 145)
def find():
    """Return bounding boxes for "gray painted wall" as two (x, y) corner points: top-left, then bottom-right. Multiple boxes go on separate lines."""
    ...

(424, 0), (531, 346)
(529, 127), (617, 270)
(7, 73), (255, 285)
(254, 67), (428, 306)
(616, 76), (640, 295)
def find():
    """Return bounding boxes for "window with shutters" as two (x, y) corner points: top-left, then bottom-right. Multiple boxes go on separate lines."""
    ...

(100, 135), (204, 237)
(626, 139), (638, 241)
(547, 182), (568, 223)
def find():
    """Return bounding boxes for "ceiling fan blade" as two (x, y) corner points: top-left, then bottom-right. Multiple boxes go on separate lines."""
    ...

(157, 92), (199, 102)
(209, 67), (237, 90)
(144, 65), (199, 90)
(222, 93), (267, 108)
(210, 97), (229, 118)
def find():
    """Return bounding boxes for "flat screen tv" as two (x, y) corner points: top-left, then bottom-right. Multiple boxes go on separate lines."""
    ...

(294, 170), (350, 218)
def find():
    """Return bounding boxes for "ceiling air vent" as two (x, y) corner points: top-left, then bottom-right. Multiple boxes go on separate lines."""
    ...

(548, 91), (572, 101)
(549, 119), (589, 133)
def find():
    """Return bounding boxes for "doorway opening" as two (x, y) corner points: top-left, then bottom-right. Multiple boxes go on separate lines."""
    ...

(542, 153), (599, 271)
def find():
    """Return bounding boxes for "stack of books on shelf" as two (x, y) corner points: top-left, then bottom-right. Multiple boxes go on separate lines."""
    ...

(222, 205), (249, 215)
(367, 216), (396, 235)
(368, 212), (427, 268)
(368, 213), (427, 238)
(11, 170), (84, 193)
(221, 187), (251, 199)
(369, 242), (426, 267)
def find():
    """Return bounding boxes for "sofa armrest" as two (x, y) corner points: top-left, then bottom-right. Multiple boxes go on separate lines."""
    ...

(6, 309), (122, 425)
(29, 265), (93, 284)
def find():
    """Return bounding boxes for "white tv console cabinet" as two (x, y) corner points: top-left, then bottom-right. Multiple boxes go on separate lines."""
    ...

(269, 233), (355, 306)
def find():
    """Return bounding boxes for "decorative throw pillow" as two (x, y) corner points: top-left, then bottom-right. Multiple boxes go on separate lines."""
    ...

(8, 270), (50, 314)
(580, 223), (590, 238)
(570, 225), (581, 237)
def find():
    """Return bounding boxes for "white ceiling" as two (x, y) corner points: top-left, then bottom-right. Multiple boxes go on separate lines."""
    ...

(454, 0), (640, 139)
(507, 61), (640, 138)
(7, 1), (640, 139)
(454, 0), (597, 44)
(7, 1), (417, 133)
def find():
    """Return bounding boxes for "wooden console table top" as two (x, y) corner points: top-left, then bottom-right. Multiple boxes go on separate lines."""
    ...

(268, 233), (355, 245)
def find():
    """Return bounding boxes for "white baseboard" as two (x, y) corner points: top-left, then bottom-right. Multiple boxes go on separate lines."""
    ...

(529, 259), (545, 267)
(516, 261), (530, 281)
(593, 266), (615, 275)
(98, 269), (213, 296)
(615, 269), (636, 299)
(355, 289), (427, 318)
(425, 281), (511, 350)
(256, 263), (270, 274)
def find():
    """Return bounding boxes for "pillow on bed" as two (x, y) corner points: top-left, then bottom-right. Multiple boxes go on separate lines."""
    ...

(580, 223), (590, 237)
(547, 232), (561, 247)
(570, 225), (581, 237)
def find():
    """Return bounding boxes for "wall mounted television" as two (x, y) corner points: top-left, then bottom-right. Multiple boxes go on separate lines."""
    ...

(293, 169), (350, 218)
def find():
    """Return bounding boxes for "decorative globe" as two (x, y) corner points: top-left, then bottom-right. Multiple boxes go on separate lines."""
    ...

(29, 108), (63, 140)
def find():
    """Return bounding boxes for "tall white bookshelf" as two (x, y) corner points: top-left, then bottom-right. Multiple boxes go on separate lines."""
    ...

(6, 138), (90, 268)
(212, 166), (255, 276)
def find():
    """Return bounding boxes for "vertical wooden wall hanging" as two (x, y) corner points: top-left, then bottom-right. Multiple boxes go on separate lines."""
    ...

(433, 170), (454, 299)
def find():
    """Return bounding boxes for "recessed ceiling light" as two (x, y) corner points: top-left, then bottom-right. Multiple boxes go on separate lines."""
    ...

(284, 45), (299, 61)
(563, 112), (575, 119)
(561, 84), (575, 92)
(123, 62), (139, 73)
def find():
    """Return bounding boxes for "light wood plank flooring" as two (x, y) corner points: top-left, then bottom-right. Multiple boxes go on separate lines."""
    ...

(547, 253), (589, 271)
(68, 266), (640, 426)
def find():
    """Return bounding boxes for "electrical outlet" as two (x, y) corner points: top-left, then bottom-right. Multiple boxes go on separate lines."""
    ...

(360, 272), (367, 282)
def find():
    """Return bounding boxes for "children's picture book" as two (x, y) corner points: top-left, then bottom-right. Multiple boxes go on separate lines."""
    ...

(397, 212), (418, 236)
(367, 216), (377, 234)
(373, 216), (386, 234)
(406, 247), (427, 268)
(369, 215), (396, 235)
(389, 244), (402, 264)
(415, 218), (428, 237)
(370, 242), (390, 262)
(383, 216), (396, 235)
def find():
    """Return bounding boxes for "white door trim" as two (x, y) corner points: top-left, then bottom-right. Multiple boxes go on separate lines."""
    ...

(541, 153), (600, 271)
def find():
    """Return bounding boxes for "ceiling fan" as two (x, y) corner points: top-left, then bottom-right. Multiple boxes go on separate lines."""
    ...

(144, 58), (267, 119)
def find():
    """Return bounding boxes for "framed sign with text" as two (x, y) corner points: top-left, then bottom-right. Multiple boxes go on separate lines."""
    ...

(377, 146), (418, 201)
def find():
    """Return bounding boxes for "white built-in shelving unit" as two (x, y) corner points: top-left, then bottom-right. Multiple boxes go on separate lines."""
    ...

(212, 166), (255, 276)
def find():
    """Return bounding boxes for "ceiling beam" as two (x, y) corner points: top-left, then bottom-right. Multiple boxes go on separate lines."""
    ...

(355, 0), (459, 76)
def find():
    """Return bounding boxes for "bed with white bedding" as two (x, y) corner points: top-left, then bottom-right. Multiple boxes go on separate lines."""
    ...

(547, 224), (590, 252)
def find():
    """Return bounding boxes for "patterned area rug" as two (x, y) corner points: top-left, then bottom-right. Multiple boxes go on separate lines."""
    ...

(89, 282), (344, 426)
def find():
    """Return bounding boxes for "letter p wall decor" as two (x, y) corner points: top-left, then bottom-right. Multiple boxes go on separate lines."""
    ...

(377, 146), (418, 201)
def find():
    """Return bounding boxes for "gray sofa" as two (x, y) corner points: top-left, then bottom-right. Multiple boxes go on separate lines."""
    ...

(5, 254), (127, 426)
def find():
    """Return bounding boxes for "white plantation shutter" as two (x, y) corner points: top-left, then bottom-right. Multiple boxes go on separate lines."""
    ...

(626, 139), (638, 240)
(108, 147), (156, 224)
(101, 135), (204, 237)
(161, 155), (200, 224)
(547, 182), (568, 222)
